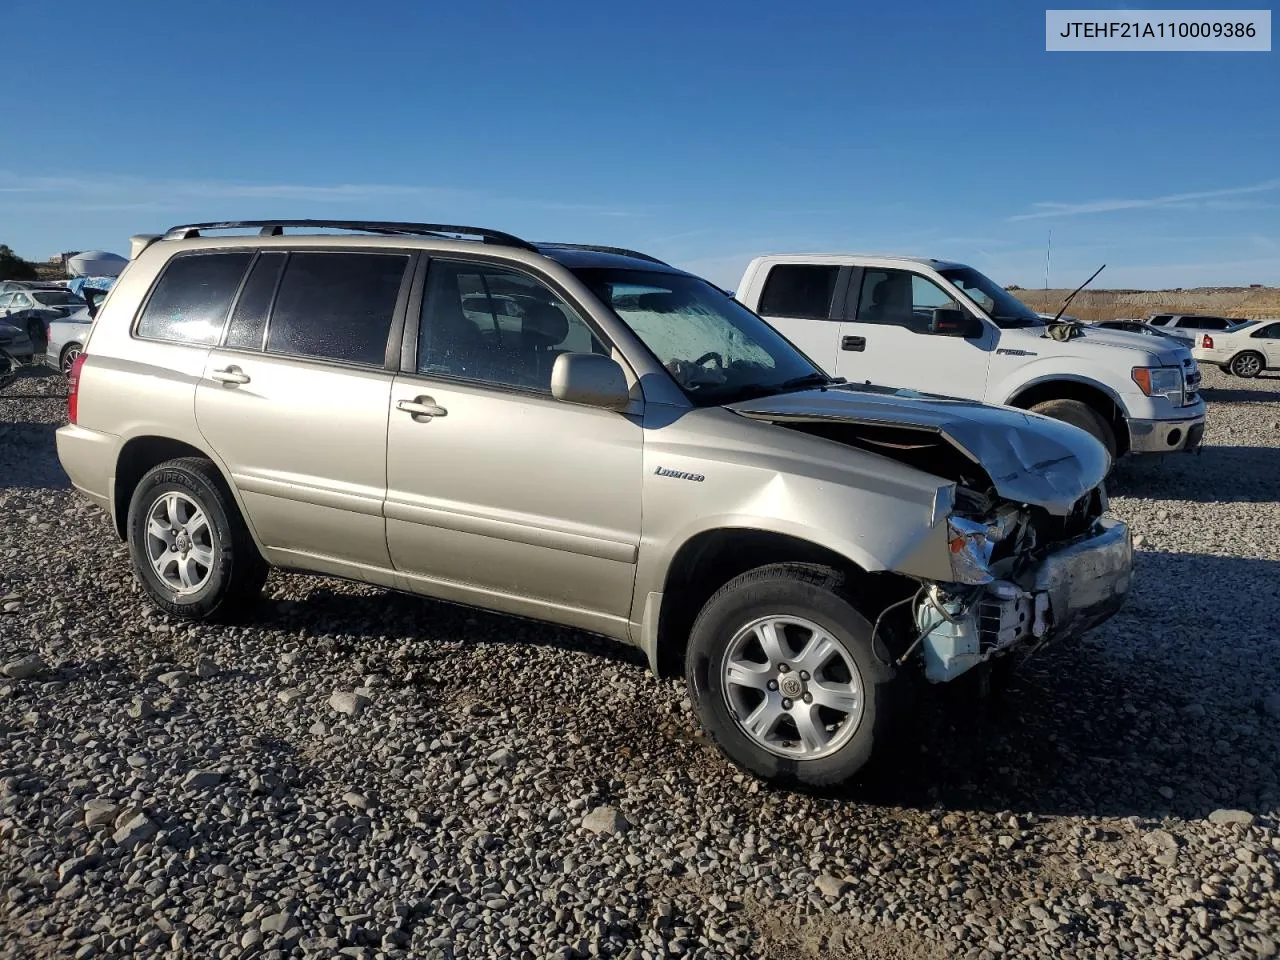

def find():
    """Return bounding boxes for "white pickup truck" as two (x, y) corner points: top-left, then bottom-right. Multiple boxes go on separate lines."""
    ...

(737, 255), (1206, 460)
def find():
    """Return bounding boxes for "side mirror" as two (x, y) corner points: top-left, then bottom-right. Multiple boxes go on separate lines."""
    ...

(551, 353), (631, 410)
(930, 307), (983, 338)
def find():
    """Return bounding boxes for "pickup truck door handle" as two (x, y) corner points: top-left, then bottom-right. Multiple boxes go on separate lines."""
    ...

(397, 397), (448, 419)
(209, 366), (250, 385)
(841, 336), (866, 352)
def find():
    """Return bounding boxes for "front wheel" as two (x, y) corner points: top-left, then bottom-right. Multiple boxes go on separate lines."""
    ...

(126, 457), (267, 620)
(1230, 351), (1265, 379)
(685, 563), (898, 787)
(1030, 398), (1117, 461)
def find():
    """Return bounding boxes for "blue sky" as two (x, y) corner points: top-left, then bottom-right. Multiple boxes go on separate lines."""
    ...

(2, 0), (1277, 289)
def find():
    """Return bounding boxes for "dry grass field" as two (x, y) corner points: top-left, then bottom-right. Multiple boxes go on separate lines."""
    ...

(1010, 285), (1280, 322)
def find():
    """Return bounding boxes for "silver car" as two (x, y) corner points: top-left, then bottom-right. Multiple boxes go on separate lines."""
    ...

(43, 307), (94, 373)
(55, 219), (1132, 786)
(0, 286), (87, 350)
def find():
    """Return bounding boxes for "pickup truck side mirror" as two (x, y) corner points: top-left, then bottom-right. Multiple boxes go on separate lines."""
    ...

(930, 308), (983, 339)
(551, 352), (631, 410)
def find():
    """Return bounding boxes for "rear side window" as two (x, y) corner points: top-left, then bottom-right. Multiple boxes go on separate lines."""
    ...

(1149, 315), (1171, 325)
(757, 265), (839, 319)
(136, 252), (253, 344)
(224, 253), (285, 350)
(266, 252), (408, 366)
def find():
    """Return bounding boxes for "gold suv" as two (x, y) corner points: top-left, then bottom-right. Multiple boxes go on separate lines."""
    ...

(56, 220), (1131, 786)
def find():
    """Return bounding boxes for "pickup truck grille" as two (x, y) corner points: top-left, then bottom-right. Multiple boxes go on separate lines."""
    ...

(1183, 357), (1201, 405)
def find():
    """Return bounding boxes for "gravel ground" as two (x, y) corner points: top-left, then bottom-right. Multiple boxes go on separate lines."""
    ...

(2, 366), (1279, 960)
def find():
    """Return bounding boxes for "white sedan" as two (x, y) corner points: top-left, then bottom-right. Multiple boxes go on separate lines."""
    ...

(1193, 319), (1280, 378)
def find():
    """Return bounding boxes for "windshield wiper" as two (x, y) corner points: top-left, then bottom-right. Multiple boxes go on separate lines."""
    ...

(779, 372), (846, 390)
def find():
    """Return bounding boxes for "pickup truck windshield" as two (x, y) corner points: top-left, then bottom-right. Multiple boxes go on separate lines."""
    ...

(938, 267), (1043, 329)
(572, 267), (829, 406)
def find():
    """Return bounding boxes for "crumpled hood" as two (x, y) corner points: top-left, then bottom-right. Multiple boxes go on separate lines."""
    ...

(728, 386), (1110, 514)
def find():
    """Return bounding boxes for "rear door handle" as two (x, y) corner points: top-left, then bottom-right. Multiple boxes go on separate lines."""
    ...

(397, 396), (448, 419)
(210, 366), (250, 385)
(842, 336), (866, 352)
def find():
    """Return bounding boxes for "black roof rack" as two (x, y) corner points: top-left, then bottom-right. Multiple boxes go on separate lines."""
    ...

(161, 219), (538, 252)
(534, 242), (669, 266)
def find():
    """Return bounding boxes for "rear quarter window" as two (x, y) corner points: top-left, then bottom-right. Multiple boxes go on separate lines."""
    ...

(135, 252), (254, 344)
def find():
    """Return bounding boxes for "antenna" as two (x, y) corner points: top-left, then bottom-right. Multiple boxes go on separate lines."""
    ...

(1044, 229), (1052, 290)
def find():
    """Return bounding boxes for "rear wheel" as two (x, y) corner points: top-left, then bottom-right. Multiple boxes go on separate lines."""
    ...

(59, 343), (82, 375)
(1230, 351), (1264, 379)
(126, 457), (267, 620)
(685, 563), (899, 787)
(1030, 398), (1117, 461)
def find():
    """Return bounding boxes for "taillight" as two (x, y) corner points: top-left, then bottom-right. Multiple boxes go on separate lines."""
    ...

(67, 353), (87, 424)
(1202, 334), (1214, 349)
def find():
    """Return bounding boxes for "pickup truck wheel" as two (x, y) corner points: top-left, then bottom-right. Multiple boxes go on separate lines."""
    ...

(685, 562), (897, 787)
(126, 457), (267, 621)
(1029, 398), (1117, 460)
(1229, 351), (1264, 379)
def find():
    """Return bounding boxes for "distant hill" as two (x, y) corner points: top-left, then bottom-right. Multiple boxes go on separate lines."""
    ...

(1009, 286), (1280, 322)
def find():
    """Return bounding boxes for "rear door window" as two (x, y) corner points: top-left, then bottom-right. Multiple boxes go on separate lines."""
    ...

(136, 252), (254, 344)
(265, 252), (408, 366)
(757, 265), (839, 319)
(224, 253), (286, 350)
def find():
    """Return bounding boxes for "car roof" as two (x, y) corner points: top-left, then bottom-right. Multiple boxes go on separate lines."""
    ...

(532, 244), (691, 275)
(751, 253), (964, 270)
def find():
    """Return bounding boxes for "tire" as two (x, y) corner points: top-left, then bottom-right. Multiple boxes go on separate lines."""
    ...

(126, 457), (267, 621)
(1229, 351), (1264, 379)
(1030, 398), (1117, 461)
(59, 343), (82, 375)
(1218, 364), (1233, 376)
(685, 562), (899, 787)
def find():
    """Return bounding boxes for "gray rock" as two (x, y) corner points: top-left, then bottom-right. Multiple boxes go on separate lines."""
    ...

(112, 813), (157, 851)
(182, 769), (223, 790)
(343, 791), (372, 810)
(126, 697), (154, 720)
(815, 874), (849, 898)
(260, 912), (295, 934)
(195, 657), (218, 678)
(277, 688), (303, 705)
(57, 856), (94, 883)
(1207, 809), (1256, 826)
(487, 746), (517, 769)
(580, 806), (629, 835)
(157, 670), (191, 690)
(2, 654), (46, 680)
(84, 799), (119, 829)
(329, 690), (371, 717)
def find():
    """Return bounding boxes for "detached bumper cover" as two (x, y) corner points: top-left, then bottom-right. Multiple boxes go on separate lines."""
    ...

(1032, 516), (1133, 639)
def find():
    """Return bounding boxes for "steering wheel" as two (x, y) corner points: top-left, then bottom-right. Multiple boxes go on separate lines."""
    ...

(693, 351), (725, 369)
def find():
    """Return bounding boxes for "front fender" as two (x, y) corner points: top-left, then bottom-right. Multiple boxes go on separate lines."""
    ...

(995, 361), (1133, 417)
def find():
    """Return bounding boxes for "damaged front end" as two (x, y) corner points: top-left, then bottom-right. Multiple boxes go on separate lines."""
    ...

(728, 388), (1133, 683)
(911, 486), (1132, 682)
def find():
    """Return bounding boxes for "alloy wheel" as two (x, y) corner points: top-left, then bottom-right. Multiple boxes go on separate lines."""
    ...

(145, 492), (215, 595)
(721, 615), (865, 760)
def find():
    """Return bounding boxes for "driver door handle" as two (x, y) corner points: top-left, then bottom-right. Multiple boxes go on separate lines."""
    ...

(397, 397), (448, 419)
(842, 336), (866, 352)
(210, 366), (250, 385)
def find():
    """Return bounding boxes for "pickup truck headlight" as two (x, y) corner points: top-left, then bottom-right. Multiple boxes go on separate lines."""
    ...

(1131, 366), (1183, 402)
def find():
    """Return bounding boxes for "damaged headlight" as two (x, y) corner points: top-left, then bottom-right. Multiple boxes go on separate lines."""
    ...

(946, 509), (1021, 585)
